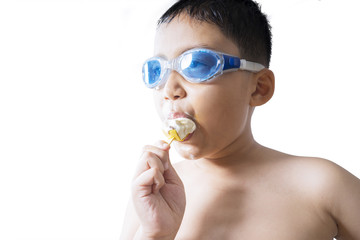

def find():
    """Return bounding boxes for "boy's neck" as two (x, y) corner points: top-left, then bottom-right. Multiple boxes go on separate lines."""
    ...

(194, 131), (264, 173)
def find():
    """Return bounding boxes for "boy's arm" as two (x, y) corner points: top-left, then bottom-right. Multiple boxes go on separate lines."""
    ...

(119, 199), (140, 240)
(327, 163), (360, 239)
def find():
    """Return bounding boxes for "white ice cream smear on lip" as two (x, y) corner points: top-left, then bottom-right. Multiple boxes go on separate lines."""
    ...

(164, 118), (196, 140)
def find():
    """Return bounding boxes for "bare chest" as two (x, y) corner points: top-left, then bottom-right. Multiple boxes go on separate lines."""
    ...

(175, 179), (337, 240)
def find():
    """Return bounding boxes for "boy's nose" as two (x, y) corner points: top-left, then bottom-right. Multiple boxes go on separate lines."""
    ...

(163, 70), (187, 100)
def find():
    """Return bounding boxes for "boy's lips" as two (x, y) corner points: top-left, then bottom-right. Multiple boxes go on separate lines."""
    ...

(164, 112), (197, 142)
(182, 131), (195, 142)
(167, 111), (192, 120)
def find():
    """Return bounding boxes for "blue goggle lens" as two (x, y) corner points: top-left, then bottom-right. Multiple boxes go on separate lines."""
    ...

(142, 49), (225, 88)
(180, 51), (220, 81)
(142, 59), (162, 87)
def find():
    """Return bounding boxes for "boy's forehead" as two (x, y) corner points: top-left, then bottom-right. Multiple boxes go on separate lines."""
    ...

(154, 14), (239, 59)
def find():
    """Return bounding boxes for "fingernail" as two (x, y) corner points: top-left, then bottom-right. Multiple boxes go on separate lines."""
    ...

(161, 141), (170, 150)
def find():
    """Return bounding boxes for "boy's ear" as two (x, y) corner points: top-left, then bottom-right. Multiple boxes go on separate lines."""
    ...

(250, 68), (275, 107)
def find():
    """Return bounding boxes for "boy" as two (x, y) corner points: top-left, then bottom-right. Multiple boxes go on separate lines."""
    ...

(121, 0), (360, 239)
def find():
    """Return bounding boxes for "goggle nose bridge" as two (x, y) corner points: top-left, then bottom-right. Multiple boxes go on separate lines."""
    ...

(165, 58), (179, 71)
(163, 57), (182, 77)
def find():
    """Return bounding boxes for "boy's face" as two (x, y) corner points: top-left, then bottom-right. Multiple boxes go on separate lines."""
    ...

(153, 14), (256, 160)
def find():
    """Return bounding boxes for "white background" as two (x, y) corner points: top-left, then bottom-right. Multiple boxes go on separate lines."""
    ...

(0, 0), (359, 239)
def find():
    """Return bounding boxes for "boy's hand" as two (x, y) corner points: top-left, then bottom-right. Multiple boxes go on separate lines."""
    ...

(132, 141), (186, 239)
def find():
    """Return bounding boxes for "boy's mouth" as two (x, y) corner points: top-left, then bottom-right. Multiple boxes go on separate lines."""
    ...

(163, 112), (197, 142)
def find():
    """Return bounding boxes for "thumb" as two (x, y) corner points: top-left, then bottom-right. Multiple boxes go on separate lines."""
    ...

(154, 140), (182, 185)
(163, 156), (183, 186)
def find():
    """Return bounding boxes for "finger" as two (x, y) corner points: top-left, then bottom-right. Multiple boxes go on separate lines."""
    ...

(134, 150), (166, 179)
(163, 163), (183, 186)
(152, 168), (166, 194)
(145, 143), (180, 185)
(147, 152), (165, 175)
(153, 140), (171, 170)
(161, 157), (183, 188)
(134, 144), (170, 178)
(153, 140), (171, 151)
(145, 143), (170, 167)
(132, 167), (165, 198)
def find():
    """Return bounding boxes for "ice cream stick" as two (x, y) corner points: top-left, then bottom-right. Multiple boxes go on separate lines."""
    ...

(168, 137), (175, 145)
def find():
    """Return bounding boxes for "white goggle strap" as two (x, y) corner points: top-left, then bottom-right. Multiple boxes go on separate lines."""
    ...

(240, 59), (265, 72)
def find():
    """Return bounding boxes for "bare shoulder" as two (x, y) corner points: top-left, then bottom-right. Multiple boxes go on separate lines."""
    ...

(272, 154), (358, 201)
(284, 155), (359, 195)
(281, 155), (360, 239)
(262, 152), (360, 239)
(284, 156), (356, 186)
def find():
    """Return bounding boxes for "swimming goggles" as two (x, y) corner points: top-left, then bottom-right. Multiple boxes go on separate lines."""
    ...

(142, 48), (265, 89)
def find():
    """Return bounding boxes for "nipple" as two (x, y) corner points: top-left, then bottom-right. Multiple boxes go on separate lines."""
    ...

(163, 118), (196, 145)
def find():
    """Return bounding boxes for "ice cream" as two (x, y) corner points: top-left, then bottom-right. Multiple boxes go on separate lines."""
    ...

(163, 118), (196, 142)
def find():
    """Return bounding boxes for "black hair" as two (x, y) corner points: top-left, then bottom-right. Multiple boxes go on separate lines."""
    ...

(158, 0), (272, 68)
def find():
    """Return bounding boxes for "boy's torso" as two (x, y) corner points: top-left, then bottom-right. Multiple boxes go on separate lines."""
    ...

(173, 151), (338, 240)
